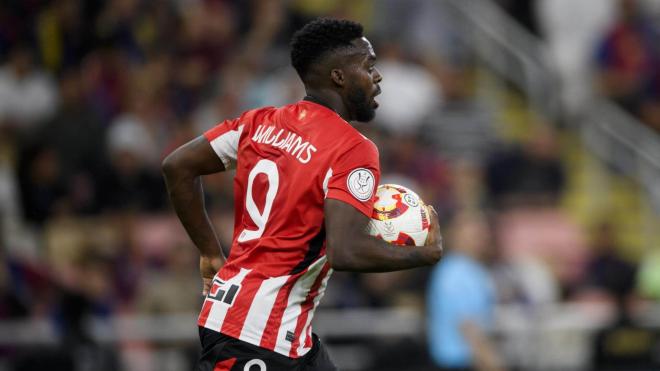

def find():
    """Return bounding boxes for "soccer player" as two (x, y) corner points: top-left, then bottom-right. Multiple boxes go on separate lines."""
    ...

(162, 18), (443, 371)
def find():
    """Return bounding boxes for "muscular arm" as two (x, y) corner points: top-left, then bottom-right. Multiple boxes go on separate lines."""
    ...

(162, 136), (226, 259)
(324, 198), (443, 272)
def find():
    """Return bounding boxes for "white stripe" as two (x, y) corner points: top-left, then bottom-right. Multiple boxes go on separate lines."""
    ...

(239, 275), (291, 344)
(209, 124), (244, 170)
(322, 168), (333, 197)
(296, 268), (333, 356)
(273, 257), (328, 356)
(203, 268), (251, 331)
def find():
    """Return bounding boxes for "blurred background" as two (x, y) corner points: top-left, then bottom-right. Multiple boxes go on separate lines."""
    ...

(2, 0), (660, 370)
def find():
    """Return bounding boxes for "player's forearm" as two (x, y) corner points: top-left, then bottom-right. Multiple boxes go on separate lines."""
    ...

(324, 199), (441, 272)
(163, 167), (224, 258)
(329, 238), (439, 272)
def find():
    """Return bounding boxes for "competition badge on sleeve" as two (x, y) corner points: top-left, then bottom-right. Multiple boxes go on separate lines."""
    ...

(347, 168), (375, 201)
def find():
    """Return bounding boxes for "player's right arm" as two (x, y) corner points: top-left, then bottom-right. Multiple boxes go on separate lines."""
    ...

(162, 135), (227, 294)
(324, 198), (443, 272)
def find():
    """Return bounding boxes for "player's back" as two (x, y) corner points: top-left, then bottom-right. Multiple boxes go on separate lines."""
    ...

(199, 100), (380, 357)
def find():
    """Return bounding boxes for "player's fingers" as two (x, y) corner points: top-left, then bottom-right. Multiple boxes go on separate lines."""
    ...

(202, 278), (211, 296)
(426, 205), (439, 228)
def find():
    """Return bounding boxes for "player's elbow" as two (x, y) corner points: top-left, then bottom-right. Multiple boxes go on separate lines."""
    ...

(325, 240), (358, 271)
(162, 152), (185, 180)
(326, 252), (352, 271)
(161, 153), (176, 176)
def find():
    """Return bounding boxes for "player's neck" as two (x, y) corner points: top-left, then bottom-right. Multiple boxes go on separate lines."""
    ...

(303, 90), (351, 122)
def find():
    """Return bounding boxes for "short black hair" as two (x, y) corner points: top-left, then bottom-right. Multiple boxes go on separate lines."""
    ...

(290, 18), (364, 81)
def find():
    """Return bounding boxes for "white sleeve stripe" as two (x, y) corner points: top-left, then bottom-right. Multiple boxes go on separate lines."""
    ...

(209, 124), (244, 170)
(322, 168), (333, 198)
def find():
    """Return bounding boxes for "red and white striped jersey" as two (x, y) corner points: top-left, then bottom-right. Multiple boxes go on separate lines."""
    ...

(199, 100), (380, 358)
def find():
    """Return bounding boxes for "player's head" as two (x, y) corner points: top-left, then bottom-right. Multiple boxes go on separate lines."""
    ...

(290, 18), (382, 122)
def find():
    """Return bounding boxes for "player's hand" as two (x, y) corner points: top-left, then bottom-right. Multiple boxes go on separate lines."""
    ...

(200, 254), (225, 296)
(424, 205), (443, 263)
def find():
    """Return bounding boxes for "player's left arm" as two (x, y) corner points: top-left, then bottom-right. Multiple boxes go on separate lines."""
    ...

(325, 198), (442, 272)
(162, 136), (227, 295)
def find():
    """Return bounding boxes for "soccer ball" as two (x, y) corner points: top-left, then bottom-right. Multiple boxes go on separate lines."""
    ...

(367, 184), (430, 246)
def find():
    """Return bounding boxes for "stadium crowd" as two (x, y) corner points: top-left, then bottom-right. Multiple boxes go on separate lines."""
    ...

(0, 0), (658, 370)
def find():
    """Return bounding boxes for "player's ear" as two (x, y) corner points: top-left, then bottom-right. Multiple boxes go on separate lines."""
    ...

(330, 69), (345, 87)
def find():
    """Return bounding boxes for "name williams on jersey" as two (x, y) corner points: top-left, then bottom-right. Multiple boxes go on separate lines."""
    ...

(251, 124), (317, 164)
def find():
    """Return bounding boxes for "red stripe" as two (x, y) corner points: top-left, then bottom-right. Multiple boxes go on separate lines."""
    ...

(197, 300), (213, 327)
(220, 271), (262, 338)
(213, 358), (236, 371)
(305, 324), (313, 349)
(259, 274), (300, 349)
(204, 121), (233, 141)
(289, 263), (330, 357)
(197, 266), (242, 328)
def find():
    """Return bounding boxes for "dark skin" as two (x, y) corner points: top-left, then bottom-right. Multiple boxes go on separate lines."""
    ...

(162, 36), (443, 295)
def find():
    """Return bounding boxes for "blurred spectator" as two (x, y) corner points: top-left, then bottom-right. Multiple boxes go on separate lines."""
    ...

(2, 1), (653, 370)
(95, 0), (148, 63)
(495, 206), (588, 298)
(594, 0), (660, 118)
(50, 247), (119, 371)
(589, 223), (657, 371)
(136, 243), (200, 314)
(427, 211), (505, 371)
(636, 248), (660, 300)
(493, 253), (560, 306)
(79, 47), (130, 124)
(288, 0), (375, 33)
(175, 0), (237, 74)
(373, 41), (440, 135)
(592, 311), (660, 371)
(0, 253), (28, 319)
(38, 68), (107, 215)
(0, 151), (22, 248)
(537, 0), (616, 115)
(35, 0), (97, 74)
(449, 161), (486, 215)
(0, 43), (58, 136)
(495, 0), (540, 36)
(17, 143), (67, 225)
(419, 63), (499, 167)
(98, 141), (166, 212)
(193, 61), (252, 133)
(380, 133), (453, 218)
(575, 221), (637, 303)
(485, 124), (566, 209)
(101, 84), (168, 212)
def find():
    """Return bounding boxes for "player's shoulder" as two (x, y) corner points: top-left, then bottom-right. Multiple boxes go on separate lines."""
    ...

(336, 126), (379, 157)
(240, 105), (278, 123)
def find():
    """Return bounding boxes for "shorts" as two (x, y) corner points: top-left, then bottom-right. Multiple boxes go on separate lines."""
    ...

(195, 327), (338, 371)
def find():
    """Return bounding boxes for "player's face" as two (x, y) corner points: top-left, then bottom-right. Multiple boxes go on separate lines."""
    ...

(345, 37), (382, 122)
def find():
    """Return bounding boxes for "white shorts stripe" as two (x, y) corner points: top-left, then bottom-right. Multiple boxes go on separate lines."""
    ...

(239, 274), (291, 345)
(296, 267), (333, 356)
(204, 268), (251, 331)
(274, 257), (328, 355)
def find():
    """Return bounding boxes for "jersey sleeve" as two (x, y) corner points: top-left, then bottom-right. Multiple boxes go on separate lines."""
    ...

(325, 139), (380, 217)
(203, 116), (244, 170)
(204, 108), (268, 170)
